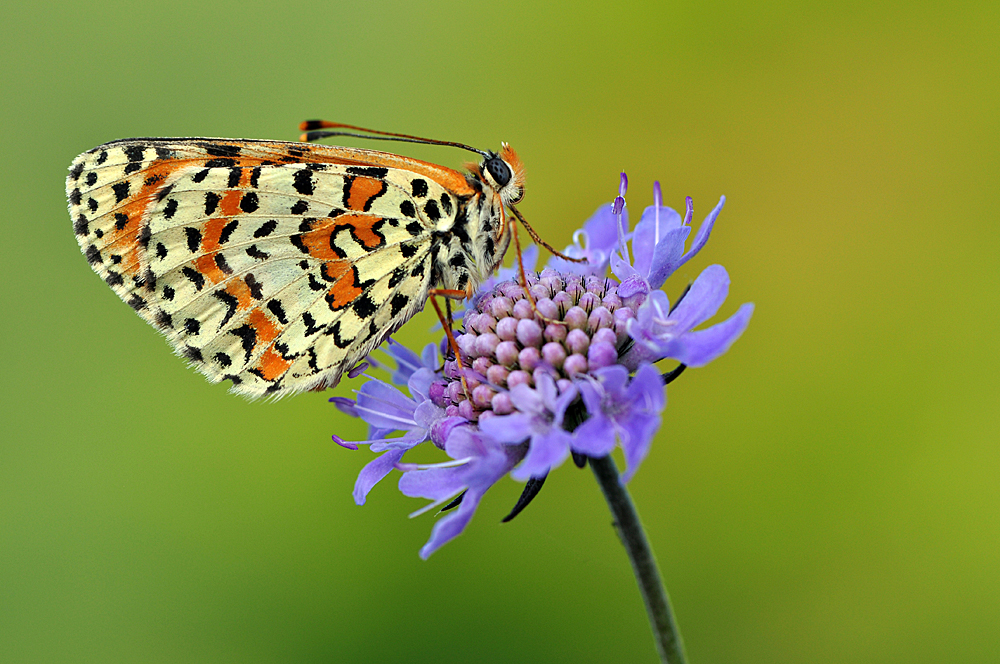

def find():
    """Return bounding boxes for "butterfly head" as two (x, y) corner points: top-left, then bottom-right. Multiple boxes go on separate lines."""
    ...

(477, 143), (525, 206)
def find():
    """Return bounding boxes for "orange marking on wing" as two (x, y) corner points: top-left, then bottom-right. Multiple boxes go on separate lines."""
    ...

(247, 308), (281, 348)
(194, 253), (227, 285)
(254, 347), (291, 381)
(101, 160), (191, 278)
(219, 190), (242, 217)
(337, 214), (385, 250)
(346, 176), (385, 211)
(326, 267), (363, 309)
(224, 277), (256, 311)
(201, 217), (230, 253)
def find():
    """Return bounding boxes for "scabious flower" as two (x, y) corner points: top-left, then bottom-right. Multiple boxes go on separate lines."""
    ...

(332, 176), (753, 558)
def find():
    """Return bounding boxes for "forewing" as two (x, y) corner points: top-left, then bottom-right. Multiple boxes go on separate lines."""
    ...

(67, 138), (463, 397)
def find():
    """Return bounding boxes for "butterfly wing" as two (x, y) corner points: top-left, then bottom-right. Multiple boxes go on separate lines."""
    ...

(67, 138), (470, 397)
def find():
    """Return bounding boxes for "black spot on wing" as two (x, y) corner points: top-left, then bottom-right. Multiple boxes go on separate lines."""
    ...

(245, 273), (263, 299)
(127, 294), (147, 312)
(155, 309), (173, 329)
(227, 167), (242, 188)
(163, 199), (178, 219)
(424, 200), (441, 221)
(204, 192), (220, 215)
(85, 245), (102, 265)
(440, 193), (453, 216)
(246, 245), (270, 260)
(219, 219), (239, 244)
(112, 181), (130, 203)
(156, 242), (167, 260)
(290, 199), (309, 215)
(200, 143), (242, 157)
(302, 312), (322, 336)
(347, 166), (389, 178)
(184, 318), (201, 335)
(74, 214), (88, 236)
(215, 253), (234, 275)
(214, 290), (239, 329)
(267, 299), (288, 324)
(192, 169), (210, 183)
(162, 285), (175, 301)
(326, 321), (353, 349)
(254, 219), (277, 238)
(86, 172), (98, 186)
(204, 158), (237, 168)
(182, 345), (203, 363)
(400, 200), (416, 218)
(185, 227), (202, 253)
(388, 266), (407, 288)
(69, 162), (84, 181)
(69, 188), (81, 205)
(411, 179), (428, 198)
(352, 294), (377, 319)
(214, 352), (232, 368)
(390, 292), (409, 317)
(114, 213), (129, 230)
(400, 243), (418, 259)
(240, 192), (259, 213)
(230, 324), (258, 362)
(250, 166), (261, 188)
(182, 266), (205, 290)
(293, 169), (314, 195)
(124, 145), (145, 163)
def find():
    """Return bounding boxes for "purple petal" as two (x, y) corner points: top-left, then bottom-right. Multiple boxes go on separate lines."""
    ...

(633, 205), (683, 277)
(584, 203), (629, 253)
(666, 303), (754, 367)
(478, 411), (535, 444)
(668, 264), (731, 333)
(385, 341), (422, 386)
(353, 449), (405, 505)
(354, 380), (417, 429)
(507, 382), (546, 415)
(619, 412), (662, 483)
(645, 226), (692, 290)
(419, 489), (483, 559)
(677, 195), (724, 269)
(511, 429), (573, 481)
(571, 415), (617, 457)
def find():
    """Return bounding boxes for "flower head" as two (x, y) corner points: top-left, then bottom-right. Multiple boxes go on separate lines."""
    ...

(332, 176), (753, 556)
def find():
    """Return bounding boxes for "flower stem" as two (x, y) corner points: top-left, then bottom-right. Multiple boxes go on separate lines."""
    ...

(590, 455), (688, 664)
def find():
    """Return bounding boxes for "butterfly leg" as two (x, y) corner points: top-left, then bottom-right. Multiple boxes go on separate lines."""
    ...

(429, 288), (473, 400)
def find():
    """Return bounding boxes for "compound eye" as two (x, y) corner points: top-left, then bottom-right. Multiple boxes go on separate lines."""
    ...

(485, 157), (512, 187)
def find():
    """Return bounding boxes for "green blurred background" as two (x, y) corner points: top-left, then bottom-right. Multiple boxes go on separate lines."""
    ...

(2, 1), (997, 662)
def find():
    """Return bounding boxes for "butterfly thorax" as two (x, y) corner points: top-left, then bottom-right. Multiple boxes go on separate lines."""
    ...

(430, 143), (524, 295)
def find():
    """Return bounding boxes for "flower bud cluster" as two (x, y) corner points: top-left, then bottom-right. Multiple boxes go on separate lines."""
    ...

(429, 268), (638, 422)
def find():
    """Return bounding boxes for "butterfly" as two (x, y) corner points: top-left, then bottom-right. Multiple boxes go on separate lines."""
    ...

(66, 122), (535, 398)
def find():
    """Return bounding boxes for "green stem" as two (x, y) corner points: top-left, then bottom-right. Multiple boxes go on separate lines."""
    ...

(590, 455), (688, 664)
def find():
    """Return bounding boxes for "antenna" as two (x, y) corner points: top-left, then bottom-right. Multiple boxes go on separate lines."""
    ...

(299, 120), (489, 157)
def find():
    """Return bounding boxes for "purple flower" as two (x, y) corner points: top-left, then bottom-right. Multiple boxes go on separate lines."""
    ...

(623, 265), (754, 369)
(614, 183), (726, 305)
(331, 173), (753, 556)
(478, 373), (578, 480)
(334, 370), (452, 505)
(575, 364), (665, 482)
(397, 427), (522, 559)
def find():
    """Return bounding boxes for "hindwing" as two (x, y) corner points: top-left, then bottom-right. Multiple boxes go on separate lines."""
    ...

(67, 138), (471, 397)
